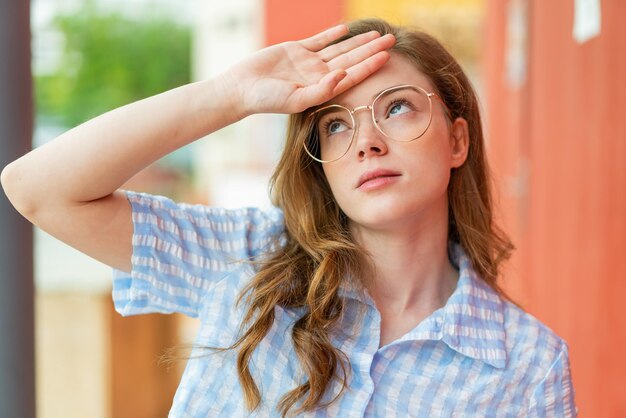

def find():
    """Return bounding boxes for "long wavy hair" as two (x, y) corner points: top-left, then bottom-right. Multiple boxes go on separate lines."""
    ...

(213, 18), (515, 417)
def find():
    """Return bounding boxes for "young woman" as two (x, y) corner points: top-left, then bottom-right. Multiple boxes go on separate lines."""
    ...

(2, 18), (576, 417)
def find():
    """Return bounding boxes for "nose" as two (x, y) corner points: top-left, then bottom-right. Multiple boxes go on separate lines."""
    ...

(352, 108), (388, 160)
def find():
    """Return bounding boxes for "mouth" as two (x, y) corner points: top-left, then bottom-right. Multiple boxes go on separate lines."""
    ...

(356, 169), (402, 189)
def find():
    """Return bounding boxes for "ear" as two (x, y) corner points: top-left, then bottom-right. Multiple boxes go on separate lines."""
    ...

(449, 117), (469, 169)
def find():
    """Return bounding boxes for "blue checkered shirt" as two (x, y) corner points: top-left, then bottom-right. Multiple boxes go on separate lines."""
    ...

(112, 191), (577, 417)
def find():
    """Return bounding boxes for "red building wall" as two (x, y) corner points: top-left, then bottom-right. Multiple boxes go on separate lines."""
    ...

(485, 1), (626, 416)
(264, 0), (344, 46)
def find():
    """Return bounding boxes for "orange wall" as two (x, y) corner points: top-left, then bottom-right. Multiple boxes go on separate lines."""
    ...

(264, 0), (344, 46)
(485, 1), (626, 416)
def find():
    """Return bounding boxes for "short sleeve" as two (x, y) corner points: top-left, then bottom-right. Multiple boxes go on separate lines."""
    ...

(111, 190), (284, 318)
(527, 344), (578, 417)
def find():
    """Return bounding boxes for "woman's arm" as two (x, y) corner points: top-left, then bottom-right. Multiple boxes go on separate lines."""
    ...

(2, 77), (242, 211)
(0, 25), (395, 272)
(1, 77), (244, 273)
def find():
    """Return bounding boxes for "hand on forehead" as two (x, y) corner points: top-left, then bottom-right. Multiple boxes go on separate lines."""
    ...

(323, 53), (434, 108)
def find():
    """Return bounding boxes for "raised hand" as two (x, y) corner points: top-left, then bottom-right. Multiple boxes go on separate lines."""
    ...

(225, 25), (396, 116)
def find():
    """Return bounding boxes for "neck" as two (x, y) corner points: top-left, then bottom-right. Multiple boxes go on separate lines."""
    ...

(349, 202), (459, 315)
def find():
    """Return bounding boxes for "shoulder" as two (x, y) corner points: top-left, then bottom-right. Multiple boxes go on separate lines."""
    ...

(451, 244), (570, 373)
(499, 300), (578, 415)
(500, 299), (570, 374)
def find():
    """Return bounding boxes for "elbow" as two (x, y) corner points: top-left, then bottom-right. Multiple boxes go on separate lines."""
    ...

(1, 161), (16, 200)
(1, 161), (38, 218)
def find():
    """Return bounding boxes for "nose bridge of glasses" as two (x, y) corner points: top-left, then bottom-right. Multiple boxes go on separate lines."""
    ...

(352, 104), (372, 114)
(350, 104), (390, 150)
(350, 104), (376, 131)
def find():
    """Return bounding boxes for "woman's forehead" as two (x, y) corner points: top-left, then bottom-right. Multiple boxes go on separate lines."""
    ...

(329, 53), (434, 107)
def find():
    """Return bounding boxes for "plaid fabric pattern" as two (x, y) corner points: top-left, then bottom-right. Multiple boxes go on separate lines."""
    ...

(112, 191), (577, 417)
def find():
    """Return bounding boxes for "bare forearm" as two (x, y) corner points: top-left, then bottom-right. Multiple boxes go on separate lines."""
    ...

(1, 75), (243, 212)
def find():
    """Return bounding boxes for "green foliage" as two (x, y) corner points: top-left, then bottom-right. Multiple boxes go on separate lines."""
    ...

(36, 10), (191, 128)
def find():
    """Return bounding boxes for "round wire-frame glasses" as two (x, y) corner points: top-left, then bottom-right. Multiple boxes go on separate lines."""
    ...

(303, 84), (447, 163)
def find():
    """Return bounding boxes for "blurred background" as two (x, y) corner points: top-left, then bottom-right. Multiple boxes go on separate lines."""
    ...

(1, 0), (624, 417)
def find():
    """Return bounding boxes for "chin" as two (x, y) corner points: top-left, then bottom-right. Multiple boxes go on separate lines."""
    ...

(346, 206), (415, 231)
(344, 194), (447, 232)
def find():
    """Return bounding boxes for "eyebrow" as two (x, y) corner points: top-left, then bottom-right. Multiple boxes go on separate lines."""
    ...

(326, 84), (414, 108)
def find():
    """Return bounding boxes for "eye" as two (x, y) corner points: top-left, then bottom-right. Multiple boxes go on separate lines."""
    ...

(387, 99), (412, 117)
(322, 118), (349, 136)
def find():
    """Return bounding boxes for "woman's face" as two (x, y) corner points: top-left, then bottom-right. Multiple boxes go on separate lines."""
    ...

(319, 53), (469, 232)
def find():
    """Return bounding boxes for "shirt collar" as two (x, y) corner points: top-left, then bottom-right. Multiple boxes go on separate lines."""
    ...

(338, 243), (507, 369)
(437, 243), (507, 368)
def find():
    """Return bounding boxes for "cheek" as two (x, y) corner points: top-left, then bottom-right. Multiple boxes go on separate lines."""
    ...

(404, 126), (452, 162)
(403, 155), (451, 194)
(399, 138), (454, 191)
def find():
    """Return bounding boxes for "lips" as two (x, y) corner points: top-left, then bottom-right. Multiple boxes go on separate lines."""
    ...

(356, 168), (402, 189)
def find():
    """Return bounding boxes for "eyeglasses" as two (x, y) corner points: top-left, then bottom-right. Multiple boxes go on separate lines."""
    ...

(303, 84), (446, 163)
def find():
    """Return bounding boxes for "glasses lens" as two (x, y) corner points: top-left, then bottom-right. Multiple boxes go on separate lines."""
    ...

(373, 86), (432, 142)
(305, 106), (354, 162)
(303, 86), (434, 162)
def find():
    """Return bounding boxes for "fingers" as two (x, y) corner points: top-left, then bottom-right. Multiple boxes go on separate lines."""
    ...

(326, 33), (396, 73)
(317, 30), (381, 62)
(300, 24), (349, 52)
(297, 69), (348, 106)
(332, 51), (392, 95)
